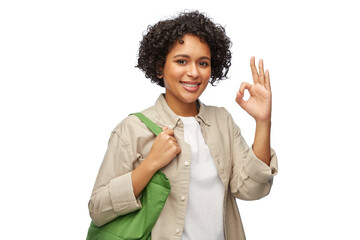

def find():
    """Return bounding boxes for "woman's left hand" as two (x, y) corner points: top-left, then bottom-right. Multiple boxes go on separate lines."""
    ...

(235, 56), (272, 123)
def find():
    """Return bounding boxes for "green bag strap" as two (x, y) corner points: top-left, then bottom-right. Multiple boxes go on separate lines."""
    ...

(130, 112), (163, 136)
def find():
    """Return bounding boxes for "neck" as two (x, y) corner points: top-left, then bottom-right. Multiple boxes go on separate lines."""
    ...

(164, 93), (198, 117)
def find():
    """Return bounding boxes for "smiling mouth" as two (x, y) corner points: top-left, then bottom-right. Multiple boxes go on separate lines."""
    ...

(180, 82), (200, 87)
(180, 81), (201, 92)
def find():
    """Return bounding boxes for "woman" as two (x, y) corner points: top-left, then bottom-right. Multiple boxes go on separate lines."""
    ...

(88, 10), (278, 240)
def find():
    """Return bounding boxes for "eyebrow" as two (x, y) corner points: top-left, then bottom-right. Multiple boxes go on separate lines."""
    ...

(173, 54), (211, 61)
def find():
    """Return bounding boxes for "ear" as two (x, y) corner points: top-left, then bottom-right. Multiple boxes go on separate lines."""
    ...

(157, 69), (163, 79)
(156, 62), (164, 79)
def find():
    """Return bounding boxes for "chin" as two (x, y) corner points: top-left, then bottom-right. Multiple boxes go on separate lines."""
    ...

(180, 93), (202, 103)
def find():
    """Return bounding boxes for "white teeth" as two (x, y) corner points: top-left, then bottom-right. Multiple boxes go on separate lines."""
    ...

(181, 82), (198, 87)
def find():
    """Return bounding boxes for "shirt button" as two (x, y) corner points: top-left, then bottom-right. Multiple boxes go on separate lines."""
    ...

(168, 124), (173, 129)
(175, 228), (180, 234)
(184, 161), (190, 166)
(181, 196), (186, 201)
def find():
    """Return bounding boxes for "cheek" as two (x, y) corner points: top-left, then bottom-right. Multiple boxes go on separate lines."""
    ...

(170, 67), (186, 79)
(202, 68), (211, 82)
(163, 65), (185, 81)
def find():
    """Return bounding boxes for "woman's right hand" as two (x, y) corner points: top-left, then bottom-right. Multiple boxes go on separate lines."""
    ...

(132, 127), (180, 197)
(145, 127), (181, 171)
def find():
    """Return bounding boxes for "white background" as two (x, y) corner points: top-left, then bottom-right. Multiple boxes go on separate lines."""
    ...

(1, 0), (359, 239)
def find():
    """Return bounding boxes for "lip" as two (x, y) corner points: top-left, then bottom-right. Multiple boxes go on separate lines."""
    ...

(180, 81), (201, 92)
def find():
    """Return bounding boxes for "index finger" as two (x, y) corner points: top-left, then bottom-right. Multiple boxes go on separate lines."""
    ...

(163, 128), (175, 136)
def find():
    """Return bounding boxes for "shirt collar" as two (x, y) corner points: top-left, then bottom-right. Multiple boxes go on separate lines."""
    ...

(196, 100), (211, 126)
(154, 94), (211, 128)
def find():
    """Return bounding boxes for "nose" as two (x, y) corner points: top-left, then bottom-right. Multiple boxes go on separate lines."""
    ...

(187, 63), (199, 78)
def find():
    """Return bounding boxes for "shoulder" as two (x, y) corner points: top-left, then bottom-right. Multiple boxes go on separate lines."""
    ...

(205, 104), (231, 116)
(201, 103), (241, 137)
(111, 105), (159, 138)
(202, 103), (234, 123)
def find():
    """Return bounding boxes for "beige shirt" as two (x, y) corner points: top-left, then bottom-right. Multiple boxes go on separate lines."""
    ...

(88, 94), (278, 240)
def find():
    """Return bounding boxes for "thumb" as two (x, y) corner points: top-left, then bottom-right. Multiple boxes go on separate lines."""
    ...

(235, 91), (247, 109)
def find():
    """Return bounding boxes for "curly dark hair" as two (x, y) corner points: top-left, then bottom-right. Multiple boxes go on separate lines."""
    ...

(136, 10), (232, 87)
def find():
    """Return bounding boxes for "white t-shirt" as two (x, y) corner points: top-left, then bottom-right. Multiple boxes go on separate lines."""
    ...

(179, 116), (225, 240)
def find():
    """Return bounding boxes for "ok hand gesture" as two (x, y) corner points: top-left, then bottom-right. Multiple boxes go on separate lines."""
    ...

(235, 57), (272, 123)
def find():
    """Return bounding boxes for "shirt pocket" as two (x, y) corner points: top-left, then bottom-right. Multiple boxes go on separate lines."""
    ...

(160, 156), (181, 183)
(210, 142), (232, 186)
(207, 143), (224, 172)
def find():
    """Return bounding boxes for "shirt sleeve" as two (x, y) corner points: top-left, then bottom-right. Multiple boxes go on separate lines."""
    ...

(230, 121), (278, 200)
(88, 130), (142, 227)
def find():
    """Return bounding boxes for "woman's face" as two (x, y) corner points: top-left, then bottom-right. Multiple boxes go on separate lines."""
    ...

(161, 34), (211, 115)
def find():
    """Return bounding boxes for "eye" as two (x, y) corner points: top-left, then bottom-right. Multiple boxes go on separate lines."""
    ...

(177, 59), (186, 64)
(199, 61), (210, 67)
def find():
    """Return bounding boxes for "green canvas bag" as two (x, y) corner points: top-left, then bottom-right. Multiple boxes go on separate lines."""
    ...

(86, 113), (171, 240)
